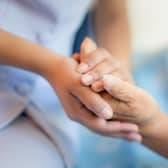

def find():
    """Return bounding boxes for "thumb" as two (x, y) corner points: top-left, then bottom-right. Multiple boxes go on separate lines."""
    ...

(81, 37), (97, 58)
(77, 37), (97, 73)
(103, 75), (137, 102)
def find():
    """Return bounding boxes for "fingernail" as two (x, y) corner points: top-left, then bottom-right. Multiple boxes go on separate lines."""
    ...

(77, 63), (89, 73)
(92, 83), (103, 92)
(81, 74), (93, 85)
(101, 107), (113, 119)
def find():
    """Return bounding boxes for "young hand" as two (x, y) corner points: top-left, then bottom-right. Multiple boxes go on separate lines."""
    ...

(43, 56), (141, 141)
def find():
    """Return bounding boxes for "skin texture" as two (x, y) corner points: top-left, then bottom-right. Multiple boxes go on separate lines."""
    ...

(77, 38), (133, 92)
(102, 75), (168, 158)
(0, 29), (140, 141)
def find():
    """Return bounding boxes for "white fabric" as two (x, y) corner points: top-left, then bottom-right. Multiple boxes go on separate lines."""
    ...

(26, 104), (78, 168)
(0, 116), (64, 168)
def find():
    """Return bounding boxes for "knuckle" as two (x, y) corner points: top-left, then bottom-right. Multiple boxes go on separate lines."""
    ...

(127, 93), (135, 102)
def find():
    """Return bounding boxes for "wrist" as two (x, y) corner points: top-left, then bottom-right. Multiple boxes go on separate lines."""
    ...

(0, 30), (62, 78)
(38, 51), (63, 80)
(140, 109), (168, 141)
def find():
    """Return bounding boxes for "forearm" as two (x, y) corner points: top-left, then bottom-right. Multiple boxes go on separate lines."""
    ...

(141, 111), (168, 158)
(93, 0), (131, 69)
(0, 29), (61, 77)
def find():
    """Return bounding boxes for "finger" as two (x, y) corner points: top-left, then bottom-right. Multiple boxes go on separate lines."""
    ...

(87, 119), (140, 137)
(111, 70), (135, 84)
(68, 102), (111, 135)
(81, 37), (97, 58)
(71, 86), (113, 119)
(81, 60), (113, 86)
(91, 71), (128, 92)
(77, 38), (113, 74)
(103, 75), (136, 102)
(78, 110), (139, 137)
(91, 80), (104, 92)
(111, 132), (142, 142)
(78, 48), (111, 74)
(72, 53), (80, 63)
(66, 93), (140, 140)
(77, 38), (97, 73)
(106, 120), (139, 132)
(101, 92), (130, 116)
(91, 70), (134, 92)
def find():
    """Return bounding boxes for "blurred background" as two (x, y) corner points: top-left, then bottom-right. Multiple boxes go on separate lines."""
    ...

(128, 0), (168, 65)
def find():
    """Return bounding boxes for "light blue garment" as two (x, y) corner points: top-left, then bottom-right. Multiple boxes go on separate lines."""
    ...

(0, 1), (92, 167)
(0, 0), (92, 130)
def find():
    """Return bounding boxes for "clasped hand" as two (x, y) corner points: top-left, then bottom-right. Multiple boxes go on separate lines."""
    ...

(45, 38), (143, 142)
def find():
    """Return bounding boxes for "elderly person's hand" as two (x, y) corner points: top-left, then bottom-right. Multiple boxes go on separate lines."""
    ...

(102, 75), (168, 158)
(101, 75), (160, 127)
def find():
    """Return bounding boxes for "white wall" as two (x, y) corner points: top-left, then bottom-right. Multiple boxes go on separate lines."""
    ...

(127, 0), (168, 54)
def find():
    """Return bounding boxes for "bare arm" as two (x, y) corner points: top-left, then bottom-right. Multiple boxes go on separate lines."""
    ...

(0, 30), (142, 140)
(94, 0), (131, 69)
(141, 112), (168, 158)
(103, 75), (168, 158)
(0, 29), (61, 76)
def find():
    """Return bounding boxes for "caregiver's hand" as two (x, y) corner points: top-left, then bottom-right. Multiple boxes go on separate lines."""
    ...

(45, 56), (113, 120)
(0, 29), (140, 141)
(44, 57), (140, 141)
(76, 38), (133, 92)
(102, 75), (161, 131)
